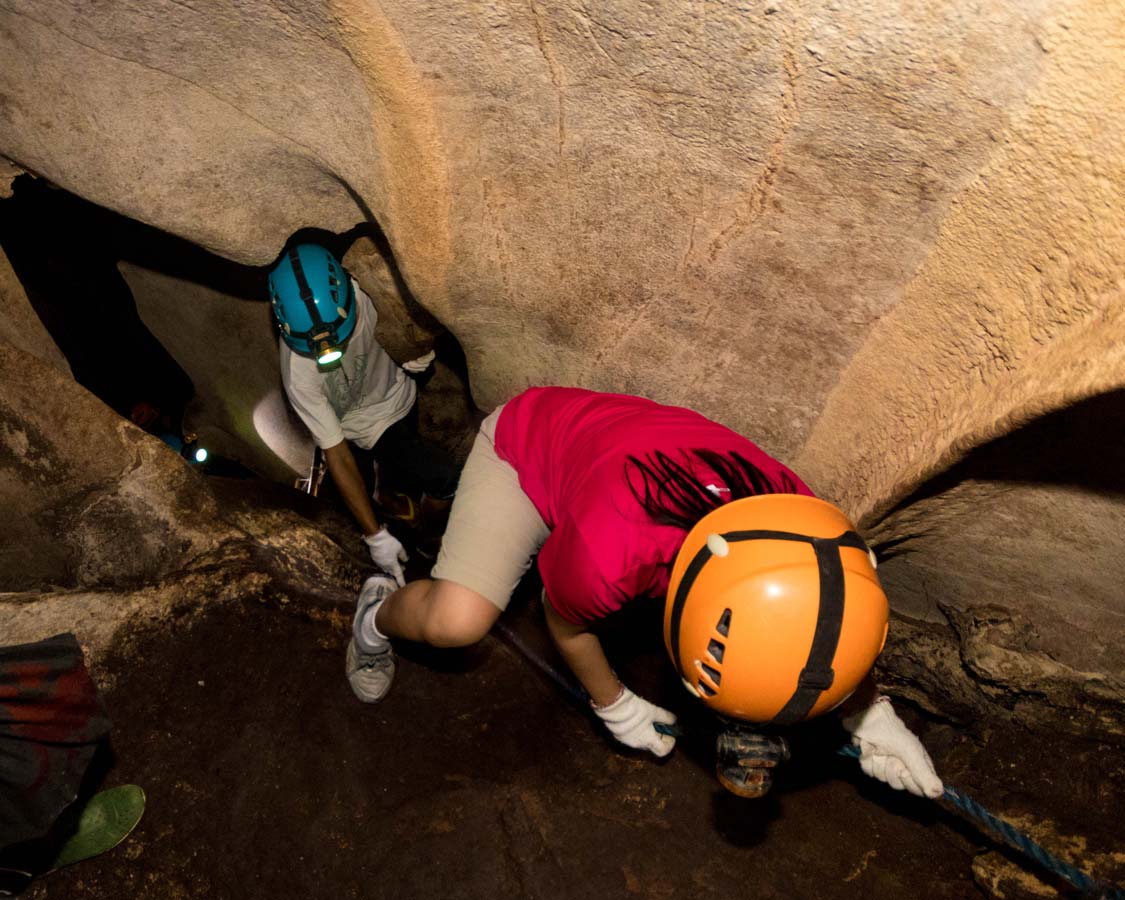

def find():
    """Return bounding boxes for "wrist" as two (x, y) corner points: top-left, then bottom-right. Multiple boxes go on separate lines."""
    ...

(843, 694), (896, 735)
(590, 683), (627, 711)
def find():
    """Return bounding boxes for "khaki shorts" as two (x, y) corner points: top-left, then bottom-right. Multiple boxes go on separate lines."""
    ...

(431, 406), (550, 610)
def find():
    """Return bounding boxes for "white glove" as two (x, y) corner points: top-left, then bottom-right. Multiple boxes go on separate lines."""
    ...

(402, 350), (436, 374)
(842, 696), (943, 799)
(593, 686), (677, 758)
(362, 528), (408, 587)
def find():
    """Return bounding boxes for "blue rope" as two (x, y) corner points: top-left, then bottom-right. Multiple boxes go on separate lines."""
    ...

(651, 726), (1125, 898)
(496, 631), (1123, 898)
(832, 745), (1124, 899)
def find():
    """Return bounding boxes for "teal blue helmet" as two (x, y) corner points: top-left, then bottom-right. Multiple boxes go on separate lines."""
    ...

(268, 244), (357, 369)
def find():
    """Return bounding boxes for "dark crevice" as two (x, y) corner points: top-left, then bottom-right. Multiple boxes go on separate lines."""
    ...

(902, 390), (1125, 506)
(872, 388), (1125, 558)
(0, 175), (195, 429)
(1, 173), (476, 484)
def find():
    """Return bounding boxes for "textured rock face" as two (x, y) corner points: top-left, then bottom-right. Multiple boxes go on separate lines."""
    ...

(0, 341), (218, 594)
(1, 1), (1120, 489)
(0, 0), (1123, 739)
(0, 242), (70, 376)
(0, 339), (367, 668)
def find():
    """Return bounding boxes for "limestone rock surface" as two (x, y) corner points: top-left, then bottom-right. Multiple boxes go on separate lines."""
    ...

(0, 341), (366, 673)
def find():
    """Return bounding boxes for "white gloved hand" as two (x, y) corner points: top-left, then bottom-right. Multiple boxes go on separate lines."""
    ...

(402, 350), (436, 374)
(362, 528), (408, 587)
(593, 686), (677, 758)
(842, 696), (944, 798)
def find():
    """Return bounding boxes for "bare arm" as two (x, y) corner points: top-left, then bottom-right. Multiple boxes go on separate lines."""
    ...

(542, 599), (622, 707)
(544, 596), (677, 757)
(322, 440), (380, 536)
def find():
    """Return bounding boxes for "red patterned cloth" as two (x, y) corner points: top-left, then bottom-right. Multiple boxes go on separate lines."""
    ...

(0, 634), (111, 848)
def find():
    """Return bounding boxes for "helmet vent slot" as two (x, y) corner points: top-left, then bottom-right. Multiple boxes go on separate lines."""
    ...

(716, 608), (731, 637)
(707, 640), (725, 664)
(698, 661), (722, 685)
(697, 680), (717, 697)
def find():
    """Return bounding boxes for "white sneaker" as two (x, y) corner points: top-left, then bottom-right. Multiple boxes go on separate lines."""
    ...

(347, 575), (397, 702)
(345, 638), (395, 703)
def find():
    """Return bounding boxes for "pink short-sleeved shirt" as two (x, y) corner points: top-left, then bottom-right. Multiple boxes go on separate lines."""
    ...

(493, 387), (814, 624)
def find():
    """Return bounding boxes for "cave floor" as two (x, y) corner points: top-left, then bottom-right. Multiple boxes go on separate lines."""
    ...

(24, 571), (1124, 900)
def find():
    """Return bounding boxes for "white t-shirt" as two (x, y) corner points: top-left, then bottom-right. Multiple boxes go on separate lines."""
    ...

(279, 281), (416, 450)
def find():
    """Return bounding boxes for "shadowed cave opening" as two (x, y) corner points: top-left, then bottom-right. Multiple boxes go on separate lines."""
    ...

(895, 390), (1125, 514)
(873, 388), (1125, 567)
(0, 176), (197, 444)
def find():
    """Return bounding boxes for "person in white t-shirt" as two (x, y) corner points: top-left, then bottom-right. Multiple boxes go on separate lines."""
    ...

(270, 244), (457, 587)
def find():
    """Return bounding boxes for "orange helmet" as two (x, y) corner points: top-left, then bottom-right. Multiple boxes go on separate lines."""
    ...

(664, 494), (889, 725)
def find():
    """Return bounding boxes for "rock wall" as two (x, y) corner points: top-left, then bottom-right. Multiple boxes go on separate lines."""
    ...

(0, 339), (368, 672)
(795, 1), (1125, 517)
(0, 340), (220, 594)
(120, 261), (314, 483)
(0, 242), (71, 376)
(2, 1), (1120, 490)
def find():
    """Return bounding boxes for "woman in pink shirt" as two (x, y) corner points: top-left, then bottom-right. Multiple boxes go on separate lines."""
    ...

(346, 388), (942, 799)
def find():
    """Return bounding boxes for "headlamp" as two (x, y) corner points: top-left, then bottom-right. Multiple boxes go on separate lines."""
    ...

(715, 725), (790, 798)
(315, 340), (344, 370)
(180, 433), (209, 465)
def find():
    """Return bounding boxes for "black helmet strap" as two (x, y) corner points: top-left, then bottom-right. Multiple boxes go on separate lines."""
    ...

(289, 247), (325, 331)
(668, 529), (870, 727)
(286, 247), (351, 345)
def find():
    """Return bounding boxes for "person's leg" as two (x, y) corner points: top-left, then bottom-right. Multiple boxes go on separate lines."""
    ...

(374, 578), (501, 647)
(349, 440), (378, 499)
(362, 405), (549, 651)
(375, 405), (460, 503)
(317, 439), (385, 523)
(367, 416), (419, 520)
(416, 494), (452, 554)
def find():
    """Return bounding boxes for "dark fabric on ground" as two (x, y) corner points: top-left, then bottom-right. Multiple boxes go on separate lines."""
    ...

(0, 634), (111, 849)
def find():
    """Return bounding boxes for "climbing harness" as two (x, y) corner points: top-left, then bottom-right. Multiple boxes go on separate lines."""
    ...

(296, 445), (328, 496)
(496, 624), (1125, 899)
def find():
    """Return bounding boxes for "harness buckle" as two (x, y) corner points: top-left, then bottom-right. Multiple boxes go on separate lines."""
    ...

(796, 666), (835, 692)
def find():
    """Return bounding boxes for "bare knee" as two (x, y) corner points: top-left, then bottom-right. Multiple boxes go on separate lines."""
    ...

(421, 614), (491, 648)
(419, 581), (501, 648)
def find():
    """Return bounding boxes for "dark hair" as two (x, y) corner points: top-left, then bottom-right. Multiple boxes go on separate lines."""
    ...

(625, 449), (799, 531)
